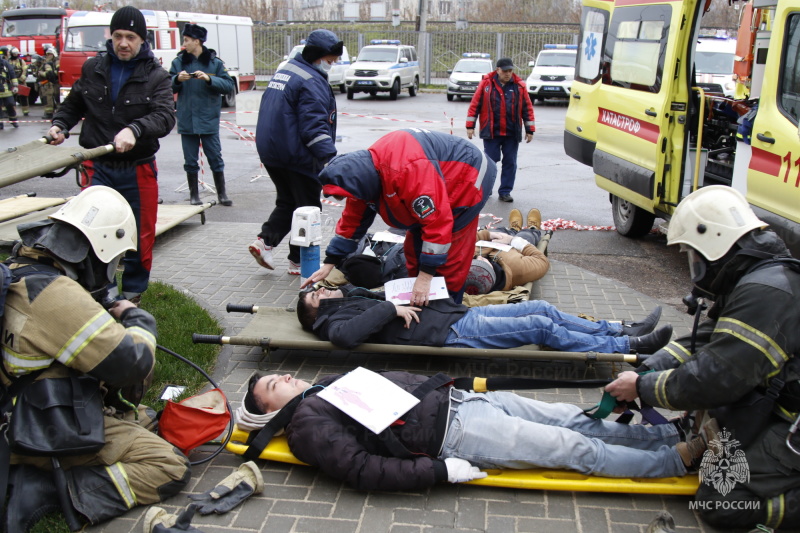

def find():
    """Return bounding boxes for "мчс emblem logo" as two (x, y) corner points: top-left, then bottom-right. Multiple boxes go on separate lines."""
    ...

(699, 428), (750, 497)
(412, 195), (436, 219)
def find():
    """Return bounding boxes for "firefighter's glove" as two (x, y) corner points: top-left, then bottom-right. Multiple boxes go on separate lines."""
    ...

(445, 458), (487, 483)
(188, 461), (264, 515)
(145, 504), (206, 533)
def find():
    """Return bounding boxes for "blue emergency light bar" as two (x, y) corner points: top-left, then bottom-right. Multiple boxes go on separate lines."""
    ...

(370, 39), (402, 45)
(543, 44), (578, 50)
(462, 52), (490, 58)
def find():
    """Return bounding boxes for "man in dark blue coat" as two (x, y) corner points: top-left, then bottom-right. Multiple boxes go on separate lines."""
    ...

(170, 23), (235, 206)
(250, 29), (342, 275)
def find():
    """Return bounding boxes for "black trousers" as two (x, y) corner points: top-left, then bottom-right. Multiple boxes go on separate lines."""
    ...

(259, 165), (322, 264)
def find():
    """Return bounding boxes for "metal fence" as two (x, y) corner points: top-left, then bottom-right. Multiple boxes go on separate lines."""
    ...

(253, 22), (580, 83)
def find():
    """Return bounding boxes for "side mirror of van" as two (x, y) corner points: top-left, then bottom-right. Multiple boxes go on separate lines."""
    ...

(447, 69), (453, 74)
(528, 60), (535, 67)
(283, 55), (288, 60)
(399, 57), (408, 64)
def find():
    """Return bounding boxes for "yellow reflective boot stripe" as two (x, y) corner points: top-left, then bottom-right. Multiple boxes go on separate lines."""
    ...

(715, 317), (788, 368)
(56, 311), (114, 366)
(765, 494), (784, 528)
(126, 326), (156, 352)
(654, 369), (677, 410)
(663, 341), (690, 364)
(105, 463), (137, 509)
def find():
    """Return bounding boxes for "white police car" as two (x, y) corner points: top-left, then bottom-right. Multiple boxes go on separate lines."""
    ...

(446, 53), (494, 101)
(345, 40), (420, 100)
(526, 44), (578, 101)
(276, 42), (351, 94)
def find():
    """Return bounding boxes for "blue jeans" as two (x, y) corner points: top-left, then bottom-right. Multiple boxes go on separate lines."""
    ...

(483, 136), (519, 196)
(444, 299), (630, 353)
(181, 133), (224, 173)
(440, 389), (686, 478)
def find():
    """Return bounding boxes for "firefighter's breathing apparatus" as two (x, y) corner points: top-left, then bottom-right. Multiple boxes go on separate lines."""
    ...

(97, 289), (233, 466)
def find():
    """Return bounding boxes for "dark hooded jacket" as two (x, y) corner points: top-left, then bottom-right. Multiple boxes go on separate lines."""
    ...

(638, 229), (800, 414)
(286, 370), (452, 491)
(52, 40), (175, 165)
(312, 285), (467, 350)
(169, 46), (234, 135)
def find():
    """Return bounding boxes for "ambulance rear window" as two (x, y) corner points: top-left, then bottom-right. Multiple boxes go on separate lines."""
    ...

(779, 14), (800, 125)
(603, 5), (670, 93)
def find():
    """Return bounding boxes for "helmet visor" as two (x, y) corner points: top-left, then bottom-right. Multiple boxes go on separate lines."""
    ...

(682, 245), (707, 284)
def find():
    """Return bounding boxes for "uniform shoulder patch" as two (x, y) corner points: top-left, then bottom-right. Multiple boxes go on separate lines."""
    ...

(412, 195), (436, 219)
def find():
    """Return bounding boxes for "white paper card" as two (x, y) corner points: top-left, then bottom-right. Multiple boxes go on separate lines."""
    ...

(475, 240), (512, 252)
(371, 230), (406, 244)
(159, 385), (186, 401)
(384, 276), (449, 305)
(318, 367), (420, 433)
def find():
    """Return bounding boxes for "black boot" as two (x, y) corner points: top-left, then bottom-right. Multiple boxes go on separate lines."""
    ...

(187, 172), (201, 205)
(621, 306), (662, 337)
(629, 324), (673, 354)
(5, 464), (78, 533)
(213, 171), (232, 206)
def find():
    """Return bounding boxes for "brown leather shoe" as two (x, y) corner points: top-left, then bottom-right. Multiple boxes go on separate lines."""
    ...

(527, 208), (542, 230)
(508, 209), (523, 232)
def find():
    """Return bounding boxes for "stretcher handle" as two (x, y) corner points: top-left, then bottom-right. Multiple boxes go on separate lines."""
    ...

(41, 131), (70, 143)
(226, 303), (257, 314)
(192, 334), (223, 344)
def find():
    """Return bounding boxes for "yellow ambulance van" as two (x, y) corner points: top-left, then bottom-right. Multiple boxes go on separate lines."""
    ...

(563, 0), (800, 257)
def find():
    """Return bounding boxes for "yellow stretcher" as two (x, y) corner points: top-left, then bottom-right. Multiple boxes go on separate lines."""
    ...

(225, 426), (700, 495)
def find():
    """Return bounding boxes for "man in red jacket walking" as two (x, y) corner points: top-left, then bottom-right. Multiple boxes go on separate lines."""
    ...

(467, 57), (535, 203)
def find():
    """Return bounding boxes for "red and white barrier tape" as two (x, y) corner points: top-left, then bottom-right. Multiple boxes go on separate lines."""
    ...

(541, 218), (615, 232)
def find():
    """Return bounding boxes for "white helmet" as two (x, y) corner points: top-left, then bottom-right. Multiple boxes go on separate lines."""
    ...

(465, 257), (497, 295)
(10, 47), (19, 57)
(45, 47), (57, 58)
(667, 185), (767, 261)
(50, 186), (137, 263)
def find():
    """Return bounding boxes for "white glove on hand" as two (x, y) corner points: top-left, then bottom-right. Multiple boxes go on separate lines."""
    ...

(445, 458), (487, 483)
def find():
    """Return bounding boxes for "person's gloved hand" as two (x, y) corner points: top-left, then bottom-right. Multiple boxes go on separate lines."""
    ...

(445, 458), (487, 483)
(144, 504), (206, 533)
(188, 461), (264, 515)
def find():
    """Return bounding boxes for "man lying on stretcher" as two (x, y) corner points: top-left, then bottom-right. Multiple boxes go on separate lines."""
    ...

(296, 284), (672, 354)
(239, 369), (718, 491)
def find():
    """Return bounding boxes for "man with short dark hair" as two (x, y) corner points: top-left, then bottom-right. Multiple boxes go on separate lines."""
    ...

(47, 5), (176, 303)
(467, 57), (535, 202)
(240, 369), (706, 492)
(296, 284), (670, 354)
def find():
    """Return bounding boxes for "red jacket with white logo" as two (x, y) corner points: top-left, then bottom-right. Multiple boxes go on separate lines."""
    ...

(320, 129), (494, 273)
(466, 72), (535, 141)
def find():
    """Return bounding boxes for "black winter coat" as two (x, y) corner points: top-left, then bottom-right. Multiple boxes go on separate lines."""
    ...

(286, 371), (451, 491)
(52, 41), (175, 165)
(312, 286), (467, 349)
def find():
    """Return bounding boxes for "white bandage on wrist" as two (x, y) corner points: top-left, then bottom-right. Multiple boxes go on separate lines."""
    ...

(510, 237), (529, 252)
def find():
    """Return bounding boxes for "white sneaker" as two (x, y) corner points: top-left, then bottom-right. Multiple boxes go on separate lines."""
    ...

(288, 260), (301, 275)
(248, 238), (274, 270)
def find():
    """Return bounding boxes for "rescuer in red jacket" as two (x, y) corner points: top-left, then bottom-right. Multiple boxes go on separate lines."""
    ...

(301, 128), (496, 304)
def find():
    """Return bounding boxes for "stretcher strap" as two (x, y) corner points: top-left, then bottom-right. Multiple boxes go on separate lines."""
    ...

(583, 370), (669, 425)
(452, 377), (611, 392)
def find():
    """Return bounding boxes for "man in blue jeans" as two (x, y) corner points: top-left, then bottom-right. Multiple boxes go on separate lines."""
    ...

(241, 370), (709, 491)
(466, 57), (535, 202)
(296, 284), (671, 354)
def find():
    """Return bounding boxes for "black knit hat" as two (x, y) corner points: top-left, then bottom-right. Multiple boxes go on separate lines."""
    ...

(182, 23), (207, 43)
(110, 6), (147, 41)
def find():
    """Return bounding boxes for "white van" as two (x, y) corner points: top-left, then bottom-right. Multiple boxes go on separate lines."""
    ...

(694, 37), (737, 97)
(276, 43), (351, 94)
(345, 40), (420, 100)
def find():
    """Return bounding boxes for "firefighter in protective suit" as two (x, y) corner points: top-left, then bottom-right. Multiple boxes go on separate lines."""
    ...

(605, 186), (800, 530)
(1, 187), (190, 532)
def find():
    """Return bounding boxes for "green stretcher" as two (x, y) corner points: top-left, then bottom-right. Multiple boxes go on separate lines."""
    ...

(224, 427), (700, 495)
(0, 138), (213, 246)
